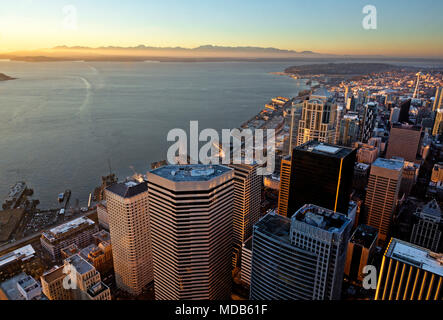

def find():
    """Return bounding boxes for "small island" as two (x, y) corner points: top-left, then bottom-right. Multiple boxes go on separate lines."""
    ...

(0, 73), (16, 81)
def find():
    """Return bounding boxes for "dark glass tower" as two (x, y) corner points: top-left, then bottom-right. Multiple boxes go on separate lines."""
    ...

(398, 99), (411, 124)
(286, 141), (356, 217)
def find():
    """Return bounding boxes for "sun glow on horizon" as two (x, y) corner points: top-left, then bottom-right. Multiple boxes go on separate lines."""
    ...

(0, 0), (442, 58)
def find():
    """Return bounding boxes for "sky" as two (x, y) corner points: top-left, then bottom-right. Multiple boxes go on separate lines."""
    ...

(0, 0), (442, 57)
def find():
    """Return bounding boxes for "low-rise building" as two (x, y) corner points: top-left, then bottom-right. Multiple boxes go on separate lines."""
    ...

(40, 265), (72, 300)
(63, 254), (111, 300)
(0, 273), (47, 300)
(40, 217), (99, 260)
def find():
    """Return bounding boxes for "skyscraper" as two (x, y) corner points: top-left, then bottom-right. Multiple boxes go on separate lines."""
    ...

(229, 163), (262, 267)
(277, 155), (292, 217)
(105, 180), (153, 296)
(337, 114), (360, 147)
(375, 238), (443, 300)
(297, 89), (337, 146)
(359, 102), (377, 143)
(147, 165), (234, 300)
(433, 87), (443, 112)
(390, 107), (400, 124)
(250, 205), (352, 300)
(344, 225), (378, 284)
(386, 123), (423, 163)
(288, 103), (303, 154)
(433, 108), (443, 137)
(280, 141), (356, 218)
(366, 158), (404, 246)
(240, 237), (253, 287)
(398, 99), (412, 124)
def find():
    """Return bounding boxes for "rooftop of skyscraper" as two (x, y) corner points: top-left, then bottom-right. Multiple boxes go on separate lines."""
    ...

(106, 180), (148, 198)
(296, 141), (355, 159)
(254, 212), (291, 245)
(372, 158), (404, 171)
(350, 225), (378, 248)
(292, 204), (351, 233)
(391, 123), (422, 131)
(386, 239), (443, 277)
(417, 199), (442, 222)
(150, 164), (232, 182)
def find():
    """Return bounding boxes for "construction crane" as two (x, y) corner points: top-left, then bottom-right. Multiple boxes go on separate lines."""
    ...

(129, 165), (144, 182)
(413, 72), (424, 99)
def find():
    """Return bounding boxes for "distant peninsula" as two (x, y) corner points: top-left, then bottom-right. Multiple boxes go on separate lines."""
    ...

(284, 63), (407, 76)
(0, 73), (15, 81)
(283, 63), (418, 87)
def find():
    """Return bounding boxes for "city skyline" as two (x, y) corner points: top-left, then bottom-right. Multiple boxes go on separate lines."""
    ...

(1, 1), (443, 307)
(1, 0), (443, 58)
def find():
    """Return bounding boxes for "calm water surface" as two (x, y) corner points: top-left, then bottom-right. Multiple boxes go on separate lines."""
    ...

(0, 61), (308, 208)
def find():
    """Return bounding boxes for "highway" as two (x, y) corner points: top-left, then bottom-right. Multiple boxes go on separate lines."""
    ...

(0, 209), (97, 256)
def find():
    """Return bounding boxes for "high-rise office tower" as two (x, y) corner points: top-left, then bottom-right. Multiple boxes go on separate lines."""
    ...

(297, 89), (337, 146)
(433, 109), (443, 137)
(399, 161), (419, 197)
(240, 237), (253, 287)
(344, 225), (378, 284)
(279, 141), (356, 218)
(431, 163), (443, 183)
(375, 238), (443, 300)
(277, 155), (292, 217)
(250, 205), (352, 300)
(353, 163), (370, 193)
(147, 165), (234, 300)
(410, 199), (442, 252)
(433, 87), (443, 112)
(337, 114), (360, 147)
(390, 107), (401, 124)
(386, 123), (423, 163)
(105, 180), (152, 296)
(359, 102), (377, 143)
(366, 158), (404, 246)
(398, 99), (412, 124)
(228, 163), (262, 267)
(344, 85), (350, 103)
(334, 106), (344, 145)
(288, 103), (303, 154)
